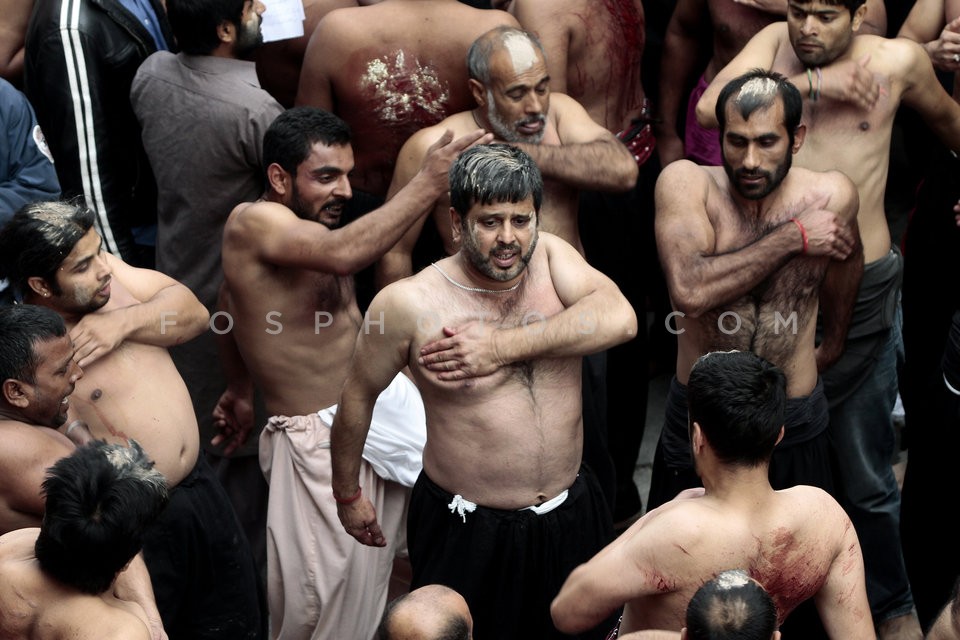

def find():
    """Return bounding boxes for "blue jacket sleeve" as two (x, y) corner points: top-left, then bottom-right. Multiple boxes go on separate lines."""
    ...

(0, 80), (61, 224)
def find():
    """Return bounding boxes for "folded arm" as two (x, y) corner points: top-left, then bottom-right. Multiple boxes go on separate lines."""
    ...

(513, 94), (638, 191)
(70, 254), (209, 367)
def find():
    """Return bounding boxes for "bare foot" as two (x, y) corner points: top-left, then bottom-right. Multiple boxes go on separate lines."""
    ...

(877, 610), (923, 640)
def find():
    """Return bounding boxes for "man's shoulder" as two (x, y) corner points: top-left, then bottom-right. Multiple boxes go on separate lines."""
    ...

(404, 113), (474, 153)
(0, 421), (69, 465)
(224, 201), (294, 243)
(656, 159), (717, 192)
(847, 33), (923, 75)
(783, 167), (857, 208)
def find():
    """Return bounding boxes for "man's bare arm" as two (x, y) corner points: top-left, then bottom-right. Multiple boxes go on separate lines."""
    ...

(695, 23), (784, 128)
(511, 0), (571, 92)
(70, 254), (209, 368)
(0, 0), (33, 83)
(732, 0), (886, 35)
(0, 427), (73, 527)
(293, 10), (342, 109)
(617, 632), (681, 640)
(418, 234), (637, 380)
(113, 553), (167, 640)
(656, 0), (711, 167)
(899, 0), (960, 72)
(330, 285), (414, 547)
(552, 498), (705, 634)
(812, 504), (875, 639)
(210, 284), (255, 455)
(654, 162), (856, 317)
(815, 175), (863, 372)
(513, 94), (638, 191)
(252, 130), (491, 276)
(897, 36), (960, 151)
(374, 127), (447, 289)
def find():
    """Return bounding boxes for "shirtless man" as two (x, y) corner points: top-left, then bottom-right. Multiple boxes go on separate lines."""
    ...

(377, 584), (474, 640)
(656, 0), (884, 167)
(615, 570), (782, 640)
(509, 0), (656, 528)
(552, 350), (874, 639)
(649, 69), (860, 501)
(0, 439), (168, 640)
(694, 4), (960, 635)
(0, 202), (266, 639)
(294, 0), (519, 200)
(215, 107), (489, 639)
(509, 0), (648, 135)
(0, 303), (165, 640)
(331, 144), (638, 640)
(377, 26), (638, 287)
(255, 0), (357, 108)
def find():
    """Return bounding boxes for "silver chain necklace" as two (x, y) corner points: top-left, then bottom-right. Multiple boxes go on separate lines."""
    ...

(431, 263), (523, 294)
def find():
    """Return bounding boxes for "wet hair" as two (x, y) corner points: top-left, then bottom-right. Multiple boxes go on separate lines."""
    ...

(167, 0), (247, 55)
(0, 200), (94, 298)
(0, 305), (67, 386)
(686, 569), (779, 640)
(34, 440), (169, 595)
(262, 106), (352, 179)
(715, 69), (803, 147)
(448, 143), (543, 220)
(378, 588), (471, 640)
(687, 350), (786, 466)
(789, 0), (865, 16)
(466, 26), (546, 84)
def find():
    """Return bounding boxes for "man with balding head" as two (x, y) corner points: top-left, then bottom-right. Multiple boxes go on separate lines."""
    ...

(378, 585), (474, 640)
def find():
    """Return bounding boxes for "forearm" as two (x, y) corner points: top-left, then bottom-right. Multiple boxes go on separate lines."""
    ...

(114, 553), (157, 610)
(215, 325), (252, 393)
(329, 391), (376, 498)
(551, 566), (617, 633)
(816, 248), (864, 371)
(494, 289), (637, 362)
(513, 139), (638, 192)
(669, 221), (803, 317)
(656, 31), (700, 140)
(126, 286), (209, 346)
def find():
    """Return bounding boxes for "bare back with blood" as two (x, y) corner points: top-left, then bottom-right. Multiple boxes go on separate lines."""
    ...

(296, 0), (519, 198)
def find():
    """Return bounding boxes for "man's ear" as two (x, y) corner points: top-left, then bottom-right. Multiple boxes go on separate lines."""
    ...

(217, 20), (235, 44)
(2, 378), (30, 409)
(775, 425), (785, 446)
(772, 630), (782, 640)
(680, 628), (688, 640)
(449, 207), (463, 245)
(792, 124), (806, 154)
(691, 421), (704, 452)
(468, 79), (486, 108)
(267, 163), (291, 196)
(850, 2), (867, 32)
(27, 276), (53, 299)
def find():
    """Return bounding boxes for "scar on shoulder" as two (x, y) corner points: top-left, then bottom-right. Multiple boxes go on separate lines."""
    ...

(90, 388), (103, 401)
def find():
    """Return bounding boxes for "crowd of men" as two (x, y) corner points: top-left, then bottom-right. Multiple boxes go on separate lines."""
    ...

(1, 0), (959, 638)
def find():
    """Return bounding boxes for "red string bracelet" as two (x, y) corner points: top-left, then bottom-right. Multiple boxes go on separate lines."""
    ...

(790, 217), (808, 255)
(333, 486), (362, 505)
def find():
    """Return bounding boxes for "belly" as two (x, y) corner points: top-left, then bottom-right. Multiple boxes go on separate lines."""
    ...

(71, 346), (199, 486)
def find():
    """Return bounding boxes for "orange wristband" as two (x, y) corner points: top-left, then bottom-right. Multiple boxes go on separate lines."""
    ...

(333, 486), (362, 505)
(790, 217), (808, 255)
